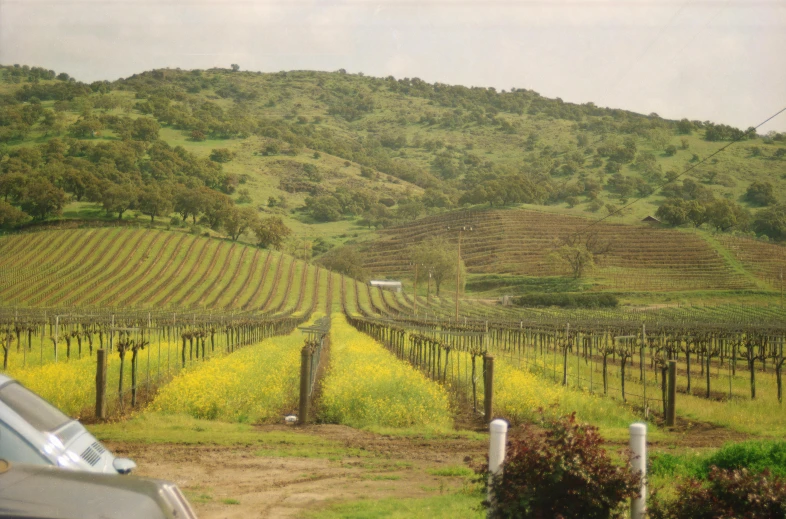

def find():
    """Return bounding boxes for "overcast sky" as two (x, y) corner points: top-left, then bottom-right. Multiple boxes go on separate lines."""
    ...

(1, 0), (784, 131)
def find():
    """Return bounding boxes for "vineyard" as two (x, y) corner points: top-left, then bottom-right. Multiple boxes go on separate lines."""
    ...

(0, 227), (330, 313)
(358, 208), (786, 292)
(0, 226), (785, 452)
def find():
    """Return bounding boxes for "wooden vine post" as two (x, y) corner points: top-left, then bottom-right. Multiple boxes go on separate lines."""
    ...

(483, 354), (494, 423)
(95, 349), (107, 419)
(666, 360), (677, 426)
(299, 344), (312, 424)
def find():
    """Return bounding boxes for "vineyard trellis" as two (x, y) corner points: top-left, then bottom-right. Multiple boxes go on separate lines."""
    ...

(0, 307), (314, 418)
(297, 315), (331, 424)
(343, 306), (786, 422)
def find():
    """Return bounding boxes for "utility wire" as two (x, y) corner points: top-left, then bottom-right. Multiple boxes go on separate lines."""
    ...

(570, 105), (786, 236)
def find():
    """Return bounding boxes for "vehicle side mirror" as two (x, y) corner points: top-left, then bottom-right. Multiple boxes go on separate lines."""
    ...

(113, 458), (136, 475)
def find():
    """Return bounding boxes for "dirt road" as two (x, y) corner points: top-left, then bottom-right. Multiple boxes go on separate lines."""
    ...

(107, 424), (488, 519)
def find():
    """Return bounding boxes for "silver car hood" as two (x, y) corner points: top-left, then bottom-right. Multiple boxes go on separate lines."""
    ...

(0, 462), (178, 519)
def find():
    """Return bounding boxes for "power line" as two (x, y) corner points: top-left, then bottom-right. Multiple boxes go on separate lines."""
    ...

(571, 105), (786, 235)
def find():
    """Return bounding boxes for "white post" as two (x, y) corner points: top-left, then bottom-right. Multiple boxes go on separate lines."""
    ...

(488, 419), (508, 510)
(630, 422), (647, 519)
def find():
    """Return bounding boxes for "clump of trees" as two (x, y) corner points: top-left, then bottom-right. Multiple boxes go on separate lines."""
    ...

(745, 181), (777, 206)
(655, 178), (753, 232)
(753, 205), (786, 241)
(656, 198), (750, 231)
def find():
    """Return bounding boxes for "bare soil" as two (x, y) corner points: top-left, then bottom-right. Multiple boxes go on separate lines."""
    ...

(106, 424), (487, 519)
(105, 418), (753, 518)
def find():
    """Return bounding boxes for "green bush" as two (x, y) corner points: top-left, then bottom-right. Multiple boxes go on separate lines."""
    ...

(650, 440), (786, 480)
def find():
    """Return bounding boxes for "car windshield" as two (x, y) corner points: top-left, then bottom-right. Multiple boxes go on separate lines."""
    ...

(0, 382), (72, 433)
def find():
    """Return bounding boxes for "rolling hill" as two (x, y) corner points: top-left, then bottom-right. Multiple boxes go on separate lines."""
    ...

(357, 207), (786, 295)
(1, 64), (785, 253)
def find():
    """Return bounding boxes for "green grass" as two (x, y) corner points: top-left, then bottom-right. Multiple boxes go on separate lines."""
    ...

(91, 413), (333, 447)
(649, 440), (786, 488)
(426, 466), (475, 478)
(302, 493), (485, 519)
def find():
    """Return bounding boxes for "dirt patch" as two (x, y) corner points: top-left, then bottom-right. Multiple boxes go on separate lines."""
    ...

(106, 424), (487, 519)
(650, 418), (752, 449)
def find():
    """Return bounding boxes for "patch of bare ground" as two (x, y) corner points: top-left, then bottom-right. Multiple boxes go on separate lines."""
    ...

(105, 424), (487, 519)
(651, 418), (752, 449)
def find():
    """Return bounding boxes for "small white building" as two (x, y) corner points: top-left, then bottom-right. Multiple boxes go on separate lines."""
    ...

(370, 280), (403, 293)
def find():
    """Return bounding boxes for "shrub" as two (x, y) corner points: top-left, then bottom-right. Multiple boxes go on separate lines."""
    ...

(485, 414), (640, 518)
(649, 467), (786, 519)
(513, 293), (618, 308)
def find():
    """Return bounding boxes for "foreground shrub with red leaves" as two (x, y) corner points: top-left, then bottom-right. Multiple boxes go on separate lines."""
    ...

(649, 466), (786, 519)
(485, 413), (641, 519)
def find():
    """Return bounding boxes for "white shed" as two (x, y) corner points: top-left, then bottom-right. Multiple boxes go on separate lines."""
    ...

(369, 280), (403, 293)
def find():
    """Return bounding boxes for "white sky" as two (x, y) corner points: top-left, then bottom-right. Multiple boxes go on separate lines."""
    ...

(1, 0), (784, 131)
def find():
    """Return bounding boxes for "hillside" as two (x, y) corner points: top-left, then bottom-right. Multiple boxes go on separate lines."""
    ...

(357, 207), (786, 295)
(1, 64), (785, 257)
(0, 226), (328, 312)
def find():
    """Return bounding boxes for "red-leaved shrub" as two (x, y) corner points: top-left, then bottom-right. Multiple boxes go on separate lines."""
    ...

(485, 413), (641, 519)
(649, 466), (786, 519)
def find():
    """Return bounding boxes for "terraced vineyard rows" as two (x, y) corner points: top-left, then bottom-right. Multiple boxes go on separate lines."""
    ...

(360, 209), (761, 292)
(0, 228), (319, 313)
(718, 235), (786, 289)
